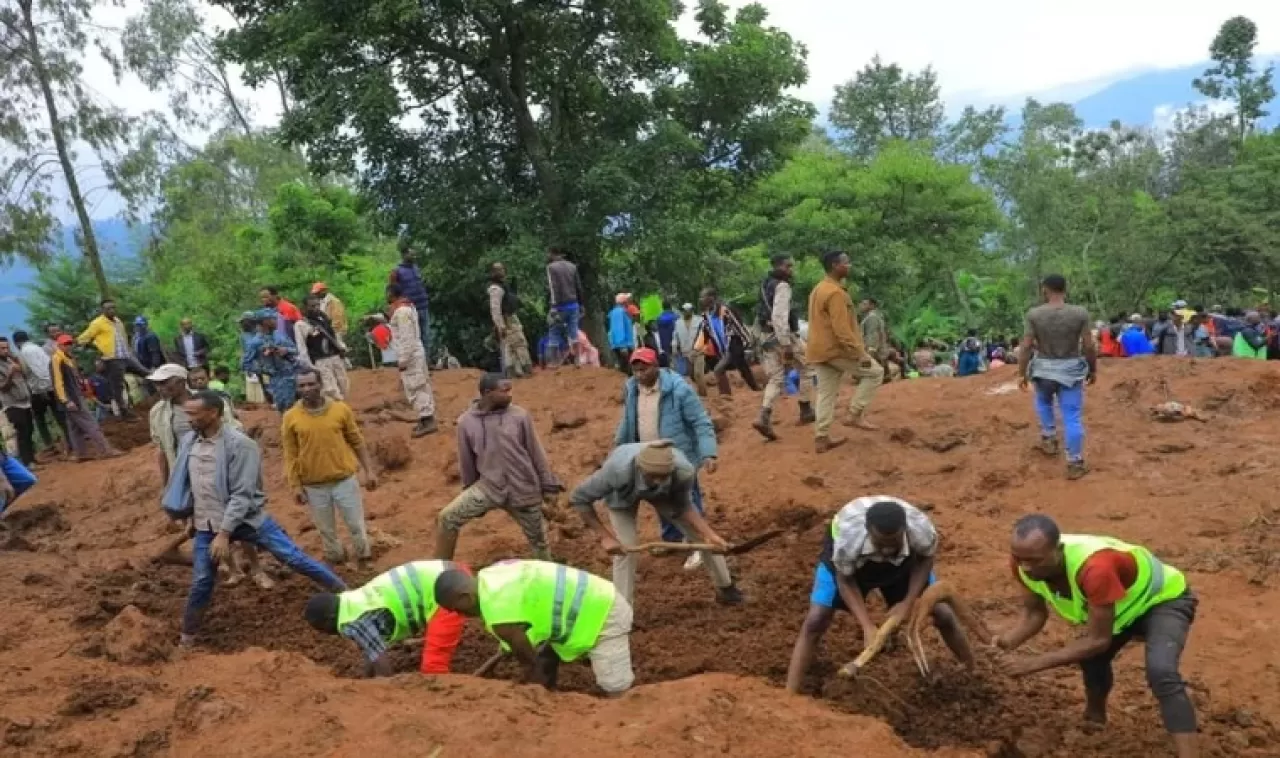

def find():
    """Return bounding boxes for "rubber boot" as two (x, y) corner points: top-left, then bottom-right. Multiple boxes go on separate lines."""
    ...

(412, 416), (439, 438)
(815, 436), (847, 454)
(752, 407), (778, 441)
(715, 583), (745, 606)
(797, 401), (815, 426)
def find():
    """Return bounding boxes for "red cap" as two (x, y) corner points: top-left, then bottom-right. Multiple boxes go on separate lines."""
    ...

(311, 282), (327, 294)
(56, 334), (74, 346)
(630, 347), (659, 366)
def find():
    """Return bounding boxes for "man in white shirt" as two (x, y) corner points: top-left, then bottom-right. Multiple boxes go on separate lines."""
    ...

(784, 496), (974, 693)
(13, 330), (65, 457)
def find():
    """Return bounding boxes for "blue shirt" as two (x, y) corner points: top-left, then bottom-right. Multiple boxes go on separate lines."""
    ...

(608, 305), (635, 350)
(1120, 327), (1154, 356)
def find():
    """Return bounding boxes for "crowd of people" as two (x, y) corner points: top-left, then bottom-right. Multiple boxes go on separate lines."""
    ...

(3, 245), (1253, 758)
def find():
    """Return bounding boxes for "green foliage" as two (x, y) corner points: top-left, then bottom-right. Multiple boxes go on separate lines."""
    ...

(829, 56), (945, 157)
(1193, 16), (1276, 143)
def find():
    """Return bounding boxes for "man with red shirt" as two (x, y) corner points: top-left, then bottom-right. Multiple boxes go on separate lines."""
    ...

(996, 514), (1198, 758)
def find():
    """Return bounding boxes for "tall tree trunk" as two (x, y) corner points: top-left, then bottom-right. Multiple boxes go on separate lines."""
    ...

(21, 0), (109, 298)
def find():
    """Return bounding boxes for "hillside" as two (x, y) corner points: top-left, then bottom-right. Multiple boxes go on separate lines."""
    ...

(1, 359), (1278, 756)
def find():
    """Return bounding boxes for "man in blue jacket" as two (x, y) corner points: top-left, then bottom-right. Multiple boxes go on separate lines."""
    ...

(389, 246), (432, 357)
(614, 348), (721, 571)
(162, 390), (346, 646)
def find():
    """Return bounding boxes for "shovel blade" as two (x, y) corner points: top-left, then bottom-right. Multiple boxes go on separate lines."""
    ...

(726, 529), (785, 555)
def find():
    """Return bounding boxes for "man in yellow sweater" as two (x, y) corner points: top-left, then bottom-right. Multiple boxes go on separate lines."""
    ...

(76, 298), (132, 417)
(282, 368), (379, 568)
(806, 250), (884, 453)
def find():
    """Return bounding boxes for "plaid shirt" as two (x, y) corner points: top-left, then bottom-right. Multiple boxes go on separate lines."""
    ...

(340, 609), (396, 662)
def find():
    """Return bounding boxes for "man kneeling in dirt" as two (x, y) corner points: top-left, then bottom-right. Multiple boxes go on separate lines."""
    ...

(996, 514), (1198, 758)
(303, 560), (469, 677)
(435, 560), (634, 696)
(785, 497), (974, 693)
(162, 391), (348, 647)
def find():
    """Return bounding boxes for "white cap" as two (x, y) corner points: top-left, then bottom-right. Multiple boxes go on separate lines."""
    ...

(1128, 313), (1143, 322)
(147, 363), (189, 382)
(681, 303), (694, 311)
(1172, 299), (1188, 309)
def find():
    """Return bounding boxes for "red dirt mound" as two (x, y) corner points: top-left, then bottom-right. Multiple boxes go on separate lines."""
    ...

(2, 358), (1280, 756)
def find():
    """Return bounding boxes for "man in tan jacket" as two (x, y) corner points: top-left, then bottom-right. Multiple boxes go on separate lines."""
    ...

(806, 250), (884, 453)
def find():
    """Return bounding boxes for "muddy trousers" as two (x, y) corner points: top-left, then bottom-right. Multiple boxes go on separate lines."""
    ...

(606, 505), (731, 606)
(1079, 591), (1198, 734)
(399, 355), (436, 419)
(437, 484), (549, 558)
(536, 593), (635, 694)
(761, 339), (812, 410)
(63, 405), (112, 457)
(4, 406), (36, 466)
(183, 517), (345, 635)
(304, 476), (370, 563)
(498, 316), (533, 378)
(1033, 378), (1084, 463)
(314, 356), (349, 402)
(813, 357), (883, 437)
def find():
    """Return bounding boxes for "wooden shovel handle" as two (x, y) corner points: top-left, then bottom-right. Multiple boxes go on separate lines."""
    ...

(624, 541), (725, 554)
(837, 616), (902, 678)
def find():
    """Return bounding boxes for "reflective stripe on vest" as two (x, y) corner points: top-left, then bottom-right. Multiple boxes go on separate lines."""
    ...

(389, 565), (428, 636)
(551, 564), (590, 644)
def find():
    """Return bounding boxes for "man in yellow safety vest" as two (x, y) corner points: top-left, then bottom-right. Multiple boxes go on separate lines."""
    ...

(434, 560), (634, 695)
(304, 560), (468, 677)
(995, 514), (1198, 758)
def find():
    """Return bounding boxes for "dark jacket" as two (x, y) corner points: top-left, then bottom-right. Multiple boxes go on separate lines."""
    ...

(390, 262), (430, 311)
(134, 331), (166, 371)
(173, 331), (211, 368)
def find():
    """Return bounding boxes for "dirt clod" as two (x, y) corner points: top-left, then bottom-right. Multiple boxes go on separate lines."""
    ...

(103, 605), (171, 665)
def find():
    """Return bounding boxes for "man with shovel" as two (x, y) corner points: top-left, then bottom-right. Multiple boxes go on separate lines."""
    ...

(785, 496), (974, 693)
(570, 440), (744, 606)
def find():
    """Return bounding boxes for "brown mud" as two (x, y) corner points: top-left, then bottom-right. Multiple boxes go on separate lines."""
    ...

(2, 358), (1279, 756)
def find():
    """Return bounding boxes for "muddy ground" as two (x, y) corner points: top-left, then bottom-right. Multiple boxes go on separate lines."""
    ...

(1, 359), (1278, 757)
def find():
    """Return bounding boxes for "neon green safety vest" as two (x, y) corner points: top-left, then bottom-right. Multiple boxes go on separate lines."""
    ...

(478, 560), (616, 662)
(1232, 332), (1268, 360)
(1017, 535), (1187, 634)
(337, 560), (456, 644)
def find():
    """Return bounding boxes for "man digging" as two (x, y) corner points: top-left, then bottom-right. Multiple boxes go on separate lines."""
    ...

(995, 514), (1198, 758)
(785, 497), (973, 693)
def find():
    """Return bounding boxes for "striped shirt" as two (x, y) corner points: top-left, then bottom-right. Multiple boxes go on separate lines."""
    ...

(340, 609), (396, 662)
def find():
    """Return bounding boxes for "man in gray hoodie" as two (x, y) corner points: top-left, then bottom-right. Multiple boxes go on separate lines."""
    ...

(435, 373), (561, 561)
(163, 391), (346, 646)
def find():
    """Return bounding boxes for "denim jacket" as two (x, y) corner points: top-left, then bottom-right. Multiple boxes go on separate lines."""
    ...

(614, 369), (717, 467)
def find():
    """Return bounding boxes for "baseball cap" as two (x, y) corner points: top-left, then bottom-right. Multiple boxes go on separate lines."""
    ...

(630, 347), (659, 366)
(681, 303), (694, 312)
(134, 316), (148, 326)
(311, 282), (327, 294)
(147, 363), (189, 382)
(55, 334), (74, 346)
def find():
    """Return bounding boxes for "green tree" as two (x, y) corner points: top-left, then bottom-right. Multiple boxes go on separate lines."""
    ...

(213, 0), (813, 348)
(1193, 16), (1276, 144)
(829, 56), (945, 157)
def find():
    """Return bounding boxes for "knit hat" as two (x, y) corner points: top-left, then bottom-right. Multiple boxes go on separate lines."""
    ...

(635, 440), (676, 478)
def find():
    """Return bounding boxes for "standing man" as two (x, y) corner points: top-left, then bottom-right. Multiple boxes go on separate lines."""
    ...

(807, 250), (883, 453)
(0, 337), (36, 466)
(303, 560), (469, 677)
(615, 347), (716, 567)
(163, 391), (347, 647)
(785, 496), (973, 693)
(42, 323), (64, 357)
(295, 295), (350, 401)
(672, 303), (703, 382)
(389, 246), (432, 358)
(147, 363), (241, 486)
(175, 318), (211, 369)
(250, 312), (300, 413)
(283, 369), (377, 569)
(311, 282), (348, 337)
(13, 331), (65, 458)
(435, 373), (560, 561)
(133, 317), (167, 373)
(698, 288), (759, 395)
(571, 441), (743, 606)
(76, 298), (132, 417)
(1017, 274), (1096, 480)
(1233, 311), (1268, 359)
(259, 287), (302, 345)
(997, 514), (1198, 758)
(387, 284), (438, 437)
(51, 335), (120, 461)
(545, 246), (585, 367)
(859, 298), (890, 366)
(607, 294), (637, 371)
(488, 263), (532, 378)
(434, 561), (635, 695)
(754, 254), (815, 441)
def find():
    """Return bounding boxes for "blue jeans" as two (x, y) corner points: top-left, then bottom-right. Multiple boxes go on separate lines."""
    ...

(660, 478), (705, 543)
(1034, 378), (1085, 463)
(1, 454), (37, 514)
(182, 516), (345, 634)
(417, 308), (431, 359)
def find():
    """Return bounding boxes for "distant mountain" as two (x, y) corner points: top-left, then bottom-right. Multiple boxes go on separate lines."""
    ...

(0, 219), (147, 334)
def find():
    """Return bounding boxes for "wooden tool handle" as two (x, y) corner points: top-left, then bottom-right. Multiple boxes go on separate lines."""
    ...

(624, 541), (724, 554)
(837, 616), (902, 678)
